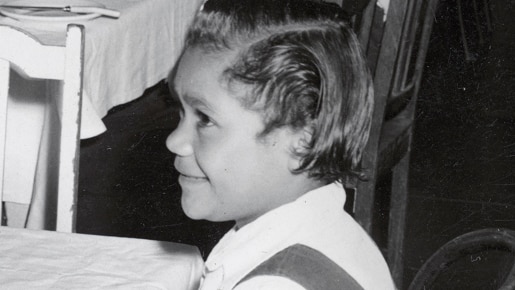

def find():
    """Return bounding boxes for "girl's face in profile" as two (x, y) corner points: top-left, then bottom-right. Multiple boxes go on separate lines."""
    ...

(166, 48), (302, 228)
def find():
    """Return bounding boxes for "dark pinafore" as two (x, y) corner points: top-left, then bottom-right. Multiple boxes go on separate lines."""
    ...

(236, 244), (364, 290)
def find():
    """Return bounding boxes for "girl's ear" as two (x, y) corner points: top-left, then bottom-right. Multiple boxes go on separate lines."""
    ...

(288, 125), (314, 170)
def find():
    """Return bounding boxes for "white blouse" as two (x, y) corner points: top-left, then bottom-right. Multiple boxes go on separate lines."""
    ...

(199, 183), (396, 290)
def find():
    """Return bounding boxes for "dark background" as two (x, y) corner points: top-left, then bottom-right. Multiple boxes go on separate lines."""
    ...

(76, 0), (514, 288)
(401, 0), (515, 288)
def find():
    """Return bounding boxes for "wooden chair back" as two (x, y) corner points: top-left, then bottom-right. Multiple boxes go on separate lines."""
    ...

(344, 0), (440, 286)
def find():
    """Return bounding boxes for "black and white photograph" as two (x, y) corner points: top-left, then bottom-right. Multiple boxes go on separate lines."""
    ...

(0, 0), (513, 289)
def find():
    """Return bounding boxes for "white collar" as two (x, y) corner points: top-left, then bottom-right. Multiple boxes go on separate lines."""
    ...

(203, 182), (346, 288)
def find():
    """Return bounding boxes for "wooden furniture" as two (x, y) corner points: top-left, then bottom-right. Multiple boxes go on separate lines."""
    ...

(0, 25), (84, 232)
(344, 0), (440, 287)
(457, 0), (492, 62)
(408, 228), (515, 290)
(0, 226), (203, 289)
(0, 0), (203, 230)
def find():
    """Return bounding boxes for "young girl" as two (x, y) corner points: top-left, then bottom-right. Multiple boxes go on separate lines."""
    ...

(166, 0), (395, 289)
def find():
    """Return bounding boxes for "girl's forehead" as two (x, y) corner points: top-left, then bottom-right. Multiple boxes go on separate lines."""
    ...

(173, 47), (250, 97)
(172, 49), (228, 85)
(184, 47), (238, 69)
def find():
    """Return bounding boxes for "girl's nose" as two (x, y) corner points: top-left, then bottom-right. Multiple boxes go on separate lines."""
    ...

(166, 124), (193, 156)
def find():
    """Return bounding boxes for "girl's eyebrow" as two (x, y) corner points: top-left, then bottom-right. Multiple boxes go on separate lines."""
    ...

(183, 93), (215, 113)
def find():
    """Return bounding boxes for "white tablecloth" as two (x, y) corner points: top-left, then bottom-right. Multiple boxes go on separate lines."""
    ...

(0, 0), (202, 221)
(0, 226), (203, 289)
(1, 0), (203, 139)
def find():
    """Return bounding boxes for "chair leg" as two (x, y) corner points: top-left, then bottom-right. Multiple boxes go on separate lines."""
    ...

(472, 0), (485, 45)
(355, 173), (377, 234)
(388, 145), (411, 289)
(483, 0), (492, 32)
(457, 0), (476, 62)
(0, 59), (11, 225)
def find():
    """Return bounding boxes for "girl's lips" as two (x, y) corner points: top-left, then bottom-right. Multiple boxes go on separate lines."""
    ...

(178, 173), (208, 184)
(180, 173), (207, 179)
(174, 163), (206, 180)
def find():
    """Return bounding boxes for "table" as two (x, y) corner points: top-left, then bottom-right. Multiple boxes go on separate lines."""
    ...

(0, 226), (203, 289)
(0, 0), (203, 227)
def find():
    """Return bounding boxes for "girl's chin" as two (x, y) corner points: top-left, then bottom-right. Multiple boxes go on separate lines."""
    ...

(180, 201), (206, 220)
(180, 189), (213, 220)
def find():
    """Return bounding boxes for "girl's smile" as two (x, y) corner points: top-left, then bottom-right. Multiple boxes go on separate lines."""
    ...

(178, 173), (209, 184)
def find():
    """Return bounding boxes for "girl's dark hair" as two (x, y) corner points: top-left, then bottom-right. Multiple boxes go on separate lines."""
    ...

(182, 0), (373, 183)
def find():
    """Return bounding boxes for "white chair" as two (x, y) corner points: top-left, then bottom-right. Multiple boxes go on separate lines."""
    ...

(0, 24), (84, 232)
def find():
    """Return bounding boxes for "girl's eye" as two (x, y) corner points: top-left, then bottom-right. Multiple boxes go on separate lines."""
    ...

(195, 110), (214, 127)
